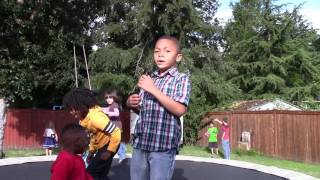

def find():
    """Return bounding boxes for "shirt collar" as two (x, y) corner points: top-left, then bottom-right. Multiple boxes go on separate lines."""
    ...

(152, 67), (179, 78)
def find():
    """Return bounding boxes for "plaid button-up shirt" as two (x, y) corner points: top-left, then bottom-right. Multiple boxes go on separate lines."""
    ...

(132, 67), (191, 151)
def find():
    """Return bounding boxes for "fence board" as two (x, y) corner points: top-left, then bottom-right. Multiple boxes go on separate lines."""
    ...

(199, 110), (320, 163)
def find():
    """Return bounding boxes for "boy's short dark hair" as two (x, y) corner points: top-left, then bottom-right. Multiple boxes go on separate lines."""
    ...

(61, 123), (85, 135)
(157, 35), (181, 53)
(61, 123), (86, 147)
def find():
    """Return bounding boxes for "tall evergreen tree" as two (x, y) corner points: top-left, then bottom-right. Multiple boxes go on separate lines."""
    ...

(89, 0), (240, 144)
(89, 0), (224, 94)
(223, 0), (320, 101)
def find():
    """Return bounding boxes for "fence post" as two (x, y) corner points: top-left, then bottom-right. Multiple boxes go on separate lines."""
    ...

(273, 110), (277, 157)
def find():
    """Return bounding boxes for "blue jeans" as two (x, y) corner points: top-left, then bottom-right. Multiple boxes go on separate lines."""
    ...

(130, 148), (176, 180)
(222, 139), (231, 159)
(117, 142), (127, 160)
(82, 151), (89, 167)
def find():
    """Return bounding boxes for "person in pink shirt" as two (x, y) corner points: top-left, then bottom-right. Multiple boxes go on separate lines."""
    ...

(51, 123), (93, 180)
(214, 117), (231, 159)
(102, 89), (127, 163)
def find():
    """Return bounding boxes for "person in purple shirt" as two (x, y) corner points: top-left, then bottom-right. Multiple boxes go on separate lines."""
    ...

(126, 35), (191, 180)
(214, 117), (231, 159)
(102, 89), (127, 163)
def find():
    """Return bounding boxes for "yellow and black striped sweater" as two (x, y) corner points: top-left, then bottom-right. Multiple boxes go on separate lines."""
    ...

(79, 106), (121, 153)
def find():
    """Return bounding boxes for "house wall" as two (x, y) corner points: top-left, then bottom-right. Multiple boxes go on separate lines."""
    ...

(198, 110), (320, 163)
(3, 109), (130, 150)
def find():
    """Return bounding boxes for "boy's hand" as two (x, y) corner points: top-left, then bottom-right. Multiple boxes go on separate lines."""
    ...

(126, 94), (141, 108)
(138, 75), (156, 93)
(100, 150), (112, 160)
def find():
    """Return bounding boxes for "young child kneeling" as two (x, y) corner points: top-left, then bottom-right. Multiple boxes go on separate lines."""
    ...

(51, 123), (93, 180)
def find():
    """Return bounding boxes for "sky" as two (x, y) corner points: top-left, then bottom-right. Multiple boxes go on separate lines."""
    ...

(215, 0), (320, 32)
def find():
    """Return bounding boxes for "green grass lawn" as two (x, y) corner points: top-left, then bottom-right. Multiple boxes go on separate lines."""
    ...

(4, 145), (320, 178)
(5, 148), (59, 157)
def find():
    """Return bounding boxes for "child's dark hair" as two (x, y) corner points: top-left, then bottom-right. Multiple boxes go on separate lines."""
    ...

(61, 123), (86, 148)
(63, 88), (97, 118)
(104, 89), (119, 103)
(223, 117), (228, 123)
(61, 123), (85, 136)
(105, 89), (123, 111)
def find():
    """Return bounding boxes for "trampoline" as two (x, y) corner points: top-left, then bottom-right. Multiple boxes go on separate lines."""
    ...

(0, 156), (315, 180)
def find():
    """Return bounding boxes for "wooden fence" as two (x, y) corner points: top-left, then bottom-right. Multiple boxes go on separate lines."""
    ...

(3, 109), (130, 150)
(197, 110), (320, 163)
(4, 109), (320, 163)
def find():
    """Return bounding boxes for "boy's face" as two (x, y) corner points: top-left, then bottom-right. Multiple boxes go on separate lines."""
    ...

(74, 131), (89, 154)
(154, 39), (182, 73)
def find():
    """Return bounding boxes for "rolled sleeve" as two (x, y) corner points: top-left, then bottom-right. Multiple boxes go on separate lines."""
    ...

(173, 75), (191, 106)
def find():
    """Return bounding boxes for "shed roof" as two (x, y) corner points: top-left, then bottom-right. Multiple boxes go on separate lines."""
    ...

(228, 99), (303, 111)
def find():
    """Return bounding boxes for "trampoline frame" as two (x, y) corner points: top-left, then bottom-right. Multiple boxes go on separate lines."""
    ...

(0, 155), (317, 180)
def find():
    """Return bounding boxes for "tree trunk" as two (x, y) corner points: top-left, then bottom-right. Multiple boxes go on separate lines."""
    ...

(0, 98), (7, 158)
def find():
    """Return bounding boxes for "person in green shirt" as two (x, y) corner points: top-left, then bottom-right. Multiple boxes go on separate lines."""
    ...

(205, 121), (219, 157)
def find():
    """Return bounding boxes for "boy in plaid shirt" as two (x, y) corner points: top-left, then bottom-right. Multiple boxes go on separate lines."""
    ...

(127, 36), (191, 180)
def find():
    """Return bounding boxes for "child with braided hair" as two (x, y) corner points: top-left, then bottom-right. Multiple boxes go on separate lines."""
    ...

(63, 88), (121, 180)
